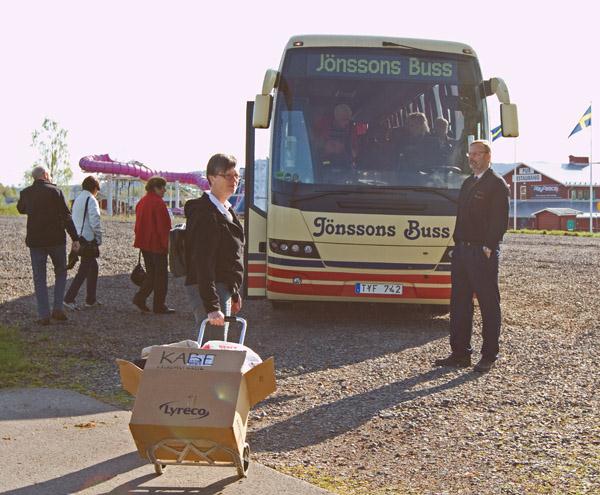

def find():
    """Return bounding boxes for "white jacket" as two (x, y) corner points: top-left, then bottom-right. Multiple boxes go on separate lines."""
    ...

(72, 190), (103, 245)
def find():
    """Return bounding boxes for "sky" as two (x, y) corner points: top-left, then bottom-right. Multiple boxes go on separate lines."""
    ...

(1, 0), (598, 186)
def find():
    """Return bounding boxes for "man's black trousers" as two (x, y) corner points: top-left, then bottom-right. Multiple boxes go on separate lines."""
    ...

(449, 243), (501, 361)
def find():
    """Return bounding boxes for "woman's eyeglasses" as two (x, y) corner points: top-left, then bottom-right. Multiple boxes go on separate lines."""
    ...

(217, 173), (241, 181)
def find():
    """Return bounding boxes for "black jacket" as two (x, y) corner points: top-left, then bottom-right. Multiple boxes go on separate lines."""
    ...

(453, 168), (510, 249)
(184, 194), (244, 313)
(17, 180), (78, 248)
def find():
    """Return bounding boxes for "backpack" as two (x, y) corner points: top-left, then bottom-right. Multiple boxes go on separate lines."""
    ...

(169, 223), (187, 278)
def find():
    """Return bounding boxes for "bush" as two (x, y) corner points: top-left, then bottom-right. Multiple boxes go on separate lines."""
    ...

(0, 202), (18, 216)
(507, 228), (600, 238)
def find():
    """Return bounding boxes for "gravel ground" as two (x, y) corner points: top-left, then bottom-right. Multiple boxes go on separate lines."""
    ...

(0, 215), (598, 494)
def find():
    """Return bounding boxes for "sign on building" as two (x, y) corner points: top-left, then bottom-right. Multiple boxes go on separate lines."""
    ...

(514, 173), (542, 183)
(530, 185), (561, 199)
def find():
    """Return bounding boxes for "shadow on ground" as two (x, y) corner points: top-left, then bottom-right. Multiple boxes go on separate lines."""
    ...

(250, 367), (480, 452)
(0, 273), (450, 385)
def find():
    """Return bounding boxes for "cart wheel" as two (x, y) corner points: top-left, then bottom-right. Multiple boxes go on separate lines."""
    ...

(154, 463), (165, 475)
(236, 443), (251, 478)
(242, 443), (251, 475)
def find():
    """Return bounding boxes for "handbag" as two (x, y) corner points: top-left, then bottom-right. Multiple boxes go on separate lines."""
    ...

(131, 250), (147, 287)
(77, 197), (100, 258)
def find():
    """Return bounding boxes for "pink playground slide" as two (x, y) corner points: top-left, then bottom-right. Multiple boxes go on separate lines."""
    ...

(79, 154), (211, 190)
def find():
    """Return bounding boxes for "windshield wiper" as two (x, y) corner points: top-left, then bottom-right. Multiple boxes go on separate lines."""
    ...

(391, 186), (458, 204)
(290, 186), (457, 205)
(290, 189), (367, 205)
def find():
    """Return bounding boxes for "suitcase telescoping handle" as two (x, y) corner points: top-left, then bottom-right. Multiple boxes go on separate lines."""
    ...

(197, 316), (247, 347)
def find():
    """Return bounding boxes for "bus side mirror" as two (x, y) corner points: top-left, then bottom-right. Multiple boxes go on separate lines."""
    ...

(500, 104), (519, 138)
(253, 69), (279, 129)
(253, 95), (273, 129)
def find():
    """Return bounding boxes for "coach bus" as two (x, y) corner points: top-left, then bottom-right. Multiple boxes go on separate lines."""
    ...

(244, 35), (518, 305)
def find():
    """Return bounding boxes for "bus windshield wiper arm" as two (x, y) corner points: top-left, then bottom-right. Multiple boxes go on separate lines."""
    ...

(290, 186), (457, 204)
(392, 186), (458, 204)
(290, 190), (361, 205)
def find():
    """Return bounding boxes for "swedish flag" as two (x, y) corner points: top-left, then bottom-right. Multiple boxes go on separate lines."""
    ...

(491, 125), (502, 142)
(568, 105), (592, 138)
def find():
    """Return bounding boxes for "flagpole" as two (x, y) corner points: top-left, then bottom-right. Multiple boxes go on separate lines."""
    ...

(590, 100), (594, 233)
(513, 139), (518, 230)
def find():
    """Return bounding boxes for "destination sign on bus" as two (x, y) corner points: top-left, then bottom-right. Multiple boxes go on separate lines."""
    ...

(307, 54), (458, 82)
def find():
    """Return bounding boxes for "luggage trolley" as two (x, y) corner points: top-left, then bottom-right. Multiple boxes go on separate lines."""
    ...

(149, 316), (251, 478)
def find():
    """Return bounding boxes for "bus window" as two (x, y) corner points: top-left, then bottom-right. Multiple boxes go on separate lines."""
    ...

(274, 109), (315, 184)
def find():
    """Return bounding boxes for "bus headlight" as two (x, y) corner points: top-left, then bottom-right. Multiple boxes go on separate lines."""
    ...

(268, 239), (320, 259)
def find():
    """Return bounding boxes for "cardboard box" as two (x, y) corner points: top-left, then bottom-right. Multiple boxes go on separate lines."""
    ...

(116, 347), (276, 464)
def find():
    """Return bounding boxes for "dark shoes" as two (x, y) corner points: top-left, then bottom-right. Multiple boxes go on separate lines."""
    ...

(434, 354), (472, 368)
(473, 358), (495, 373)
(153, 307), (175, 314)
(132, 295), (151, 313)
(133, 296), (174, 314)
(51, 310), (68, 321)
(36, 310), (67, 325)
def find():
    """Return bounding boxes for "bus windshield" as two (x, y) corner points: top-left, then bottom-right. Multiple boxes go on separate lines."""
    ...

(272, 47), (487, 193)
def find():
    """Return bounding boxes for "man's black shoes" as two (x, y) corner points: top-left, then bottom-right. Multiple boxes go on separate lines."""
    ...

(473, 358), (495, 373)
(433, 354), (472, 368)
(153, 307), (175, 315)
(132, 295), (150, 313)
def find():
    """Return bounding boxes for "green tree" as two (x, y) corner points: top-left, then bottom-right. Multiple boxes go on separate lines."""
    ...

(26, 118), (73, 186)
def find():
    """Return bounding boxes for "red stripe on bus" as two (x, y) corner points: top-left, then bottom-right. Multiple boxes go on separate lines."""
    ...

(267, 266), (450, 284)
(266, 280), (450, 299)
(248, 275), (266, 288)
(248, 263), (266, 273)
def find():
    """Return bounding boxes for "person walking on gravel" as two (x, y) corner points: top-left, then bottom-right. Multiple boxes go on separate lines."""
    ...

(132, 176), (174, 314)
(434, 140), (509, 372)
(63, 176), (103, 310)
(17, 165), (80, 325)
(183, 153), (244, 327)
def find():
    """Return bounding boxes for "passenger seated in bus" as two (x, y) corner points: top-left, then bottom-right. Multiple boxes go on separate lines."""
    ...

(397, 112), (438, 171)
(356, 119), (395, 171)
(313, 103), (364, 169)
(433, 117), (454, 162)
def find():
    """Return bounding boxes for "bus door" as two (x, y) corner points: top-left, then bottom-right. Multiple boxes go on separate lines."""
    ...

(244, 101), (268, 298)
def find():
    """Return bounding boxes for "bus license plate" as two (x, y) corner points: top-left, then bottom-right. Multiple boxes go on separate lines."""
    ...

(355, 283), (403, 295)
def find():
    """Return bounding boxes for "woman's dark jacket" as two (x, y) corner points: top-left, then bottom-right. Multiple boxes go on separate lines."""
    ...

(184, 194), (244, 313)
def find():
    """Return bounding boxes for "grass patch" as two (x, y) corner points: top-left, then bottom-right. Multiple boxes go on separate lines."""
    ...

(0, 325), (106, 395)
(0, 325), (45, 387)
(508, 229), (600, 238)
(0, 203), (19, 216)
(277, 465), (413, 495)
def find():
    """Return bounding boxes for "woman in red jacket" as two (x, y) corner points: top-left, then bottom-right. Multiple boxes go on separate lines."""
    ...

(133, 176), (174, 314)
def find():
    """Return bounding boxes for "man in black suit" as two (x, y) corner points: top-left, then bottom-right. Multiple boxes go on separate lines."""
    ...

(434, 140), (509, 372)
